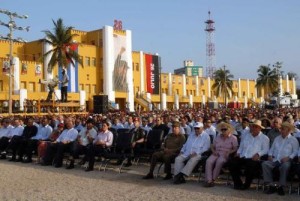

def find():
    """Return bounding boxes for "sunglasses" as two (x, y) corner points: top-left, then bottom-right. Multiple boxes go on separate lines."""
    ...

(221, 128), (228, 131)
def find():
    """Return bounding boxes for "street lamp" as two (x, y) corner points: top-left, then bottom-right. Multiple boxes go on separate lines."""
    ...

(223, 65), (227, 108)
(0, 9), (29, 115)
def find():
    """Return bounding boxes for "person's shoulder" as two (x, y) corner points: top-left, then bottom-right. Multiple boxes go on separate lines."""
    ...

(179, 134), (186, 140)
(260, 133), (270, 141)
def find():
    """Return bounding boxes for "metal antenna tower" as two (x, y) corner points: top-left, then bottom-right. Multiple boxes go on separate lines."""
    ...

(205, 11), (216, 78)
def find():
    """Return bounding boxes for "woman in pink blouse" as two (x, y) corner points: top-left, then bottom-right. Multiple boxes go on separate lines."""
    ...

(204, 122), (238, 187)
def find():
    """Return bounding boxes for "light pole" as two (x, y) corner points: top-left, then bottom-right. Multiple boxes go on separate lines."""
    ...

(0, 9), (29, 115)
(223, 65), (227, 108)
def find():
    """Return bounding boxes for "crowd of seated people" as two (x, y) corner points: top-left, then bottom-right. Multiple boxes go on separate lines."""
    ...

(0, 107), (299, 196)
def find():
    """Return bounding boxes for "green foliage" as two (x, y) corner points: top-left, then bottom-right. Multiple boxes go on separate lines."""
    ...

(256, 65), (278, 98)
(42, 18), (82, 73)
(212, 67), (234, 104)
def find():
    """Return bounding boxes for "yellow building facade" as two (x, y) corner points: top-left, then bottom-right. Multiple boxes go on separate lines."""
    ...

(0, 25), (297, 114)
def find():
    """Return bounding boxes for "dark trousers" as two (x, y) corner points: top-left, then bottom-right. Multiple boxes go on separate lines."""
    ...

(25, 139), (40, 159)
(229, 157), (261, 187)
(43, 142), (73, 166)
(17, 138), (31, 159)
(297, 164), (300, 181)
(71, 142), (87, 159)
(149, 151), (176, 175)
(127, 143), (143, 162)
(61, 86), (68, 102)
(0, 137), (9, 151)
(6, 136), (23, 157)
(46, 86), (54, 101)
(85, 144), (109, 169)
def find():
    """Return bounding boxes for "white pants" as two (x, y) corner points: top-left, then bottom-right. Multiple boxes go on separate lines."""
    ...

(174, 154), (202, 176)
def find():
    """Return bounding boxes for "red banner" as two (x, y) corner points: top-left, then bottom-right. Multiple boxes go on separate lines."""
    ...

(145, 54), (160, 94)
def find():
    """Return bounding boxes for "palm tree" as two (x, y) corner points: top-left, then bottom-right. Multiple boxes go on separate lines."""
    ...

(212, 66), (234, 107)
(256, 65), (278, 99)
(42, 18), (82, 73)
(287, 71), (298, 80)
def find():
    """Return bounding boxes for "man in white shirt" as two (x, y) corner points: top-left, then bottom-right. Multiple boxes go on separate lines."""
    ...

(66, 118), (97, 169)
(173, 122), (211, 184)
(180, 117), (192, 137)
(60, 68), (69, 102)
(262, 122), (299, 196)
(235, 117), (250, 144)
(42, 117), (78, 167)
(140, 118), (152, 134)
(0, 118), (13, 159)
(204, 118), (216, 143)
(229, 120), (270, 190)
(85, 121), (113, 171)
(123, 116), (135, 129)
(5, 118), (25, 161)
(23, 117), (53, 163)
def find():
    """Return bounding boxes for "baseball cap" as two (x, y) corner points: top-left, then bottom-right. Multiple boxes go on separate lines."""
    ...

(194, 122), (204, 128)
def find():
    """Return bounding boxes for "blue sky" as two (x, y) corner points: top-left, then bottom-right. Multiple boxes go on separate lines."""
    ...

(1, 0), (300, 84)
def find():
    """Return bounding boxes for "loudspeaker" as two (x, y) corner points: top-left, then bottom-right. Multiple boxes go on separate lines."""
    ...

(93, 95), (108, 114)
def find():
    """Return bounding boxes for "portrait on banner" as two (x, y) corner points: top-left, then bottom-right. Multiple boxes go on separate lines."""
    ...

(21, 63), (28, 74)
(35, 64), (42, 76)
(2, 61), (9, 74)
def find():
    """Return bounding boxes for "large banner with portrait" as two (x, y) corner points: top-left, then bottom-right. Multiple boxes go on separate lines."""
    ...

(145, 54), (160, 94)
(113, 33), (129, 92)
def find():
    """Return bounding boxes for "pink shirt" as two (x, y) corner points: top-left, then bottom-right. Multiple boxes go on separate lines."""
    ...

(213, 134), (238, 158)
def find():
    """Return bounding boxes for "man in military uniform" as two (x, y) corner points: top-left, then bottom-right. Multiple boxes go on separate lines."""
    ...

(143, 121), (185, 180)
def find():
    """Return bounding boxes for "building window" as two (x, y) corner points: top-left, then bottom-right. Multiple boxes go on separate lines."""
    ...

(243, 91), (246, 96)
(92, 57), (96, 66)
(0, 81), (3, 91)
(192, 78), (195, 85)
(20, 81), (26, 89)
(85, 84), (90, 93)
(80, 84), (84, 90)
(172, 77), (176, 84)
(163, 76), (167, 83)
(85, 57), (90, 66)
(79, 56), (83, 66)
(186, 78), (189, 85)
(178, 77), (182, 85)
(100, 58), (103, 66)
(202, 90), (205, 95)
(92, 85), (96, 94)
(176, 89), (179, 94)
(28, 82), (35, 92)
(37, 83), (41, 92)
(135, 63), (139, 71)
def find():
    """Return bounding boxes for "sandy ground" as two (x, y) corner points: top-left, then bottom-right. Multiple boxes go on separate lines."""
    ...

(0, 160), (299, 201)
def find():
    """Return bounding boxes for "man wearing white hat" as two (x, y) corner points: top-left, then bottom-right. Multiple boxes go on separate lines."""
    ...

(229, 119), (270, 190)
(262, 122), (299, 196)
(173, 122), (211, 184)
